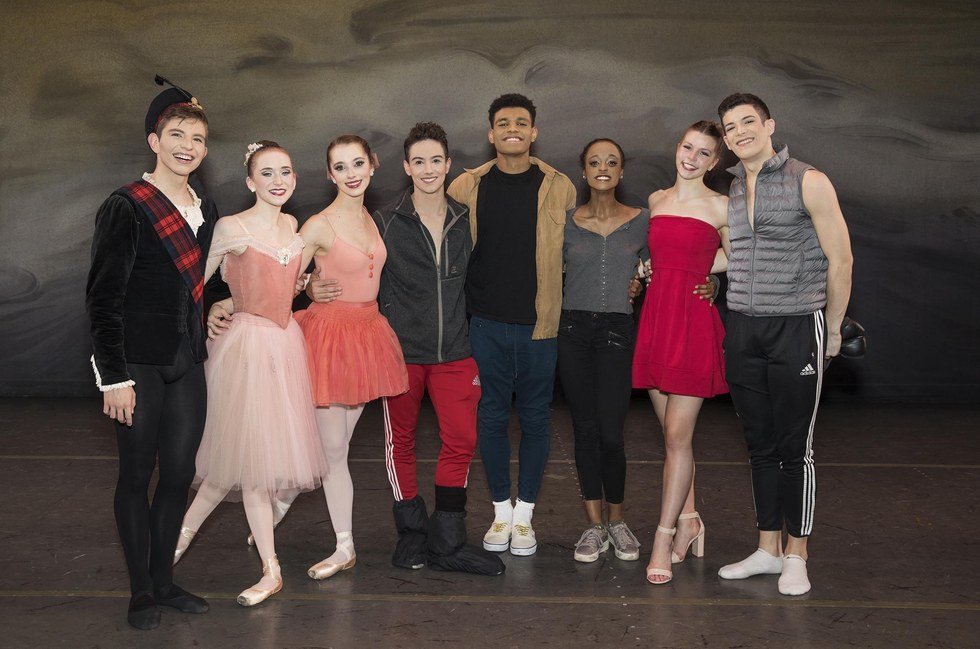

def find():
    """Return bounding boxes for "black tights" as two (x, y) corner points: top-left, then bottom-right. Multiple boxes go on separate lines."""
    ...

(114, 340), (206, 594)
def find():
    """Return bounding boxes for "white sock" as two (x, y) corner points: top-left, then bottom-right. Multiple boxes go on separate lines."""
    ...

(778, 554), (811, 595)
(718, 548), (783, 580)
(513, 499), (535, 525)
(493, 499), (513, 523)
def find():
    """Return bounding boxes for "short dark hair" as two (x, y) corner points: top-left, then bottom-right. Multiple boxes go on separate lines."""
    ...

(579, 138), (626, 169)
(403, 122), (449, 160)
(717, 93), (771, 122)
(488, 93), (536, 126)
(155, 103), (209, 138)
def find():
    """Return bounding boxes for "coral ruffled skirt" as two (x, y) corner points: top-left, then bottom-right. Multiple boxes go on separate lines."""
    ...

(295, 300), (409, 406)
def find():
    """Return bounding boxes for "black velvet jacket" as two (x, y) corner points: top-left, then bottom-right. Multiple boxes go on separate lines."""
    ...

(86, 188), (220, 386)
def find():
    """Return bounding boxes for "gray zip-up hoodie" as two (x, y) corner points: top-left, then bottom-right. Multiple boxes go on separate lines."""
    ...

(373, 190), (472, 364)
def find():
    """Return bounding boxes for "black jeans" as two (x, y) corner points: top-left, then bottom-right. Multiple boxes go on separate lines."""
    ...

(557, 310), (634, 504)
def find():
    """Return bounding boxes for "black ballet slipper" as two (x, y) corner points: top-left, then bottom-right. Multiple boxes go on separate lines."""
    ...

(153, 583), (209, 614)
(127, 591), (161, 630)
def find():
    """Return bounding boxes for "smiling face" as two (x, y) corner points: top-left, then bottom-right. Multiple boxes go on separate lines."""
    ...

(148, 117), (208, 178)
(327, 142), (373, 197)
(721, 104), (775, 163)
(488, 107), (537, 157)
(582, 140), (624, 191)
(403, 139), (451, 195)
(246, 149), (296, 207)
(675, 130), (721, 180)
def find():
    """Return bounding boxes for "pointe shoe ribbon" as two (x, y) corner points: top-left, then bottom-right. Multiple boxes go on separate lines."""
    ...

(308, 549), (356, 580)
(172, 526), (197, 566)
(646, 525), (675, 585)
(670, 512), (705, 564)
(237, 556), (283, 607)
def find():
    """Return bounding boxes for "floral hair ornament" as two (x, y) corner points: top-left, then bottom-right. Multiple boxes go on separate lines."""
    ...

(244, 142), (265, 167)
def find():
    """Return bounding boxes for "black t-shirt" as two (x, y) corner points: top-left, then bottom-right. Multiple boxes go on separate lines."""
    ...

(466, 164), (544, 324)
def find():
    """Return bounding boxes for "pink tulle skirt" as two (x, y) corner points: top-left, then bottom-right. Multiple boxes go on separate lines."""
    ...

(195, 312), (327, 498)
(295, 300), (409, 406)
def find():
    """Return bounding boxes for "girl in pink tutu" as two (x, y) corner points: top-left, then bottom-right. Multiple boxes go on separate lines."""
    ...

(173, 141), (327, 606)
(292, 135), (409, 580)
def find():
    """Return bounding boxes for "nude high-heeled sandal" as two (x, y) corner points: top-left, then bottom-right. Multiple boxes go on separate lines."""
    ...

(646, 526), (675, 585)
(670, 512), (705, 564)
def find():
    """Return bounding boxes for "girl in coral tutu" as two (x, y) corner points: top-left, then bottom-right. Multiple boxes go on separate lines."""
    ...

(632, 121), (730, 585)
(292, 134), (409, 580)
(173, 140), (327, 606)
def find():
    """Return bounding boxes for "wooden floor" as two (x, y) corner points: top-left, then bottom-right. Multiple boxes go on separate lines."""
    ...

(1, 396), (978, 648)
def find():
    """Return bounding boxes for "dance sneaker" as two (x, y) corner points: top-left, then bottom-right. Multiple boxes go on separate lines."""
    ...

(483, 518), (512, 552)
(606, 520), (640, 561)
(510, 521), (537, 556)
(573, 525), (609, 563)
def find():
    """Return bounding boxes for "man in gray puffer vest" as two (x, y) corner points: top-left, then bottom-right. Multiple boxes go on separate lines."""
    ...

(715, 93), (853, 596)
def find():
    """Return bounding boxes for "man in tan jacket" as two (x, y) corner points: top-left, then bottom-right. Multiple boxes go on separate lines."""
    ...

(448, 93), (576, 556)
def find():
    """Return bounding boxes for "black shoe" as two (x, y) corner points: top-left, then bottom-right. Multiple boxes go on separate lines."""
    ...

(427, 510), (505, 576)
(392, 496), (428, 570)
(127, 591), (161, 630)
(154, 584), (209, 614)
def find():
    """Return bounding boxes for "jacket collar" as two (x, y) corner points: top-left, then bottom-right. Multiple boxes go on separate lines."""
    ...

(391, 189), (469, 226)
(728, 144), (790, 179)
(463, 156), (560, 180)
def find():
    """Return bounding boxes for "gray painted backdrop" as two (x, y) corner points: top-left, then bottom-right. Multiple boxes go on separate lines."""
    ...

(1, 1), (978, 400)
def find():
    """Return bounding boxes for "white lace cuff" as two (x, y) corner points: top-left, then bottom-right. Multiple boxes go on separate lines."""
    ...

(91, 355), (135, 392)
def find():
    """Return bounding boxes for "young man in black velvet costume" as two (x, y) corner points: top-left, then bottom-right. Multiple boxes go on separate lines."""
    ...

(86, 78), (218, 630)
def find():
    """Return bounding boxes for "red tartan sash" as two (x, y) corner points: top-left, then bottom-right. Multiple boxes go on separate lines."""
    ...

(119, 180), (205, 321)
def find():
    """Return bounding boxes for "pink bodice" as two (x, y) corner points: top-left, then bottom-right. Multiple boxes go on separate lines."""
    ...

(217, 235), (304, 329)
(314, 228), (386, 303)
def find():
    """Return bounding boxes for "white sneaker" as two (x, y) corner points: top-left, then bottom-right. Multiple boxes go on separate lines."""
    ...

(510, 521), (537, 556)
(483, 519), (512, 552)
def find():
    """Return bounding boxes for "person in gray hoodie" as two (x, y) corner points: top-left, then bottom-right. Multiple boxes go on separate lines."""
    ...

(309, 122), (503, 576)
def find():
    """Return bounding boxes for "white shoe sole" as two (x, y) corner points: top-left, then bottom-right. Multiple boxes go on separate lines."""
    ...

(613, 547), (640, 561)
(483, 540), (510, 552)
(510, 543), (537, 556)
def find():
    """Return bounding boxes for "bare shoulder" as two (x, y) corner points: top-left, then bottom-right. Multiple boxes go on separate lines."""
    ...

(213, 214), (242, 237)
(647, 189), (668, 213)
(299, 209), (336, 250)
(283, 213), (299, 231)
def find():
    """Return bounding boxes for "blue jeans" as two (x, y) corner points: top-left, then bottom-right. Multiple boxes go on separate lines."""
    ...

(469, 316), (558, 503)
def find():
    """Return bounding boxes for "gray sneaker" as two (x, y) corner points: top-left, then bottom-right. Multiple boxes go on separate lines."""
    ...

(606, 521), (640, 561)
(573, 525), (609, 563)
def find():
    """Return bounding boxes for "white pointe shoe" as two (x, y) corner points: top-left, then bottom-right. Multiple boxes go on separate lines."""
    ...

(237, 556), (283, 607)
(172, 526), (197, 566)
(308, 547), (356, 580)
(670, 512), (705, 564)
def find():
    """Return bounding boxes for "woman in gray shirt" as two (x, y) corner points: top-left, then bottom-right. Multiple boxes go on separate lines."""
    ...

(558, 138), (649, 564)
